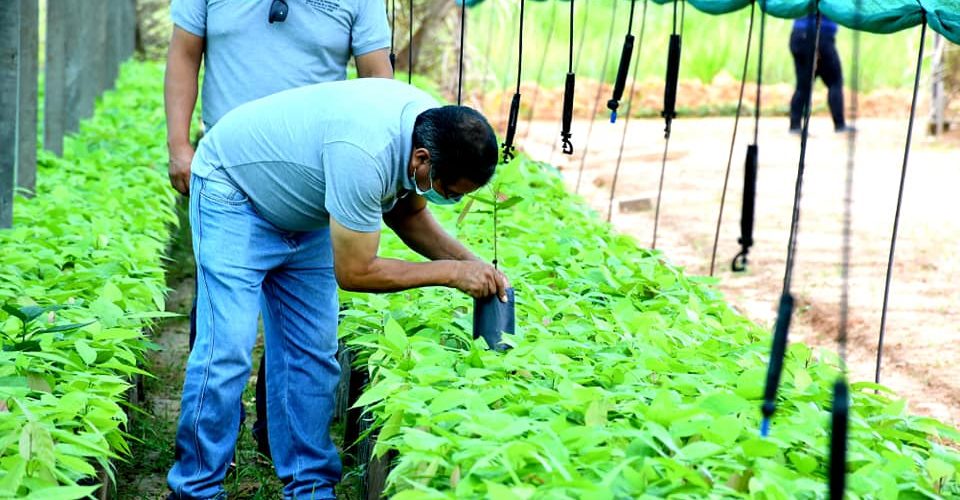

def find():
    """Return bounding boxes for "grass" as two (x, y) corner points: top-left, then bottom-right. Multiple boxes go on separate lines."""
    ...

(467, 0), (927, 93)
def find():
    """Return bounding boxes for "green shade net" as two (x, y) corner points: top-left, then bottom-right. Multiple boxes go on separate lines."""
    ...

(647, 0), (960, 45)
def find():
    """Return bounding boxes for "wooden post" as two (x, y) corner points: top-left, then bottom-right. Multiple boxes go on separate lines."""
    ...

(1, 1), (21, 228)
(18, 0), (38, 197)
(44, 0), (67, 155)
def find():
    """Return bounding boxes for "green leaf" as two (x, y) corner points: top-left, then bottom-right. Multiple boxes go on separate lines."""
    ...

(497, 196), (524, 211)
(680, 441), (725, 460)
(926, 458), (954, 483)
(740, 438), (779, 458)
(39, 321), (96, 334)
(382, 318), (408, 354)
(75, 340), (97, 366)
(23, 485), (99, 500)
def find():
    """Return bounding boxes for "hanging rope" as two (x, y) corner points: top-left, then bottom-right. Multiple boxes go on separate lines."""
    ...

(709, 1), (756, 276)
(548, 0), (591, 164)
(606, 0), (647, 223)
(389, 0), (397, 70)
(760, 6), (823, 438)
(407, 0), (413, 84)
(574, 0), (618, 194)
(501, 0), (526, 162)
(498, 4), (519, 128)
(730, 0), (768, 273)
(829, 5), (860, 497)
(521, 0), (559, 141)
(651, 0), (685, 249)
(607, 0), (639, 123)
(457, 0), (466, 105)
(559, 0), (576, 155)
(876, 17), (928, 385)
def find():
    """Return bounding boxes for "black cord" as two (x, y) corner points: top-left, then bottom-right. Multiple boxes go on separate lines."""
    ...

(710, 1), (756, 277)
(762, 4), (823, 438)
(876, 17), (928, 385)
(607, 0), (648, 223)
(753, 0), (766, 145)
(501, 0), (525, 162)
(548, 0), (591, 163)
(457, 0), (466, 105)
(560, 0), (576, 155)
(389, 0), (396, 70)
(574, 0), (618, 194)
(607, 0), (638, 121)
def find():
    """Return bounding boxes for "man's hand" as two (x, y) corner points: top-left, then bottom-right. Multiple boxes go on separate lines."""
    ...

(452, 261), (511, 302)
(168, 144), (194, 196)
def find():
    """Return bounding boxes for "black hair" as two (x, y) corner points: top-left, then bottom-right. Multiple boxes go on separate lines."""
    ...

(411, 106), (499, 188)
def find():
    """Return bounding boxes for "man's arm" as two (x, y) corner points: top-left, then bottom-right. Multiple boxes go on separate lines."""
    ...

(355, 48), (394, 78)
(384, 195), (480, 262)
(331, 217), (505, 299)
(164, 26), (204, 195)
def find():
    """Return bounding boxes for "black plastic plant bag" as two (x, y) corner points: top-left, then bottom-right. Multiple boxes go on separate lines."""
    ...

(473, 288), (515, 351)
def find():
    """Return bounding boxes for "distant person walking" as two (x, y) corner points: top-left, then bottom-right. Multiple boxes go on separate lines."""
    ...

(789, 13), (851, 133)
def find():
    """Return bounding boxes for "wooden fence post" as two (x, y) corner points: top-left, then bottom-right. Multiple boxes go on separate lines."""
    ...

(18, 0), (38, 197)
(1, 1), (21, 228)
(44, 0), (68, 155)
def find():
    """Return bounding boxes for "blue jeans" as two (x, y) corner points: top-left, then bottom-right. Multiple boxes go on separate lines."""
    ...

(168, 175), (341, 499)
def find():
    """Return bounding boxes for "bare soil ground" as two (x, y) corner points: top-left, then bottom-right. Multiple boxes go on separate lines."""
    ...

(515, 113), (960, 429)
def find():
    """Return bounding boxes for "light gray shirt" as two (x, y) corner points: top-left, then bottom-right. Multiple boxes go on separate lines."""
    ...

(171, 0), (391, 128)
(192, 79), (439, 233)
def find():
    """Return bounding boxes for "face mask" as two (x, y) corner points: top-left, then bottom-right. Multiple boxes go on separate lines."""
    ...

(412, 165), (462, 205)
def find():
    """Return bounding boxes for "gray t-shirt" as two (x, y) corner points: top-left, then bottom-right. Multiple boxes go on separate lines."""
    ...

(171, 0), (391, 128)
(192, 79), (439, 233)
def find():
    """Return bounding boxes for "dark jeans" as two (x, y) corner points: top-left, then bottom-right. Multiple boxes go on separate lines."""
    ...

(789, 29), (845, 130)
(190, 296), (271, 458)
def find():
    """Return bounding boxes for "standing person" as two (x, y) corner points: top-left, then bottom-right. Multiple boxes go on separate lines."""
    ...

(789, 12), (851, 133)
(167, 78), (509, 499)
(163, 0), (393, 460)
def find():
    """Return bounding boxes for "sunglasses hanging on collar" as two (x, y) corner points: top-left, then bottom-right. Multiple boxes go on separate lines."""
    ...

(269, 0), (289, 23)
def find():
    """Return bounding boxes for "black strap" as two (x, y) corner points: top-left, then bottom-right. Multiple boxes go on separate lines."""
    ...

(501, 0), (525, 162)
(607, 0), (648, 222)
(876, 17), (927, 385)
(828, 379), (850, 499)
(389, 0), (396, 70)
(574, 0), (618, 194)
(733, 0), (768, 273)
(607, 0), (638, 122)
(560, 0), (576, 154)
(762, 3), (823, 437)
(709, 1), (756, 276)
(407, 0), (413, 84)
(457, 0), (466, 106)
(661, 0), (683, 138)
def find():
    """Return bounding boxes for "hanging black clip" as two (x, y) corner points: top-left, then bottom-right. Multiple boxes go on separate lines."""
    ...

(662, 33), (681, 138)
(502, 93), (522, 162)
(828, 378), (849, 500)
(761, 292), (794, 437)
(389, 52), (396, 70)
(607, 34), (635, 123)
(733, 144), (758, 272)
(561, 72), (575, 154)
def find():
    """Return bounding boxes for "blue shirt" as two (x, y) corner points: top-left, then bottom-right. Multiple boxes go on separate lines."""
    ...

(192, 79), (439, 233)
(793, 13), (838, 38)
(171, 0), (391, 128)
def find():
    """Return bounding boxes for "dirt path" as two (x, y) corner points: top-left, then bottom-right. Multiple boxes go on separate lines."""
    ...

(518, 115), (960, 429)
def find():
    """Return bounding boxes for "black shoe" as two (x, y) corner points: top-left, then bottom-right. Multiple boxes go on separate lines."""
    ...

(835, 125), (856, 133)
(788, 127), (802, 135)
